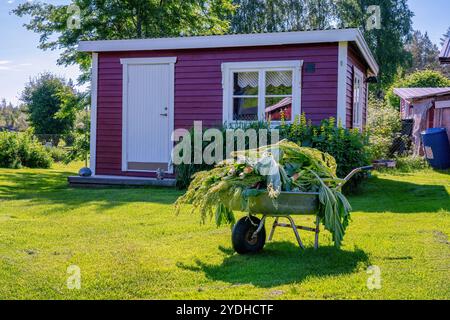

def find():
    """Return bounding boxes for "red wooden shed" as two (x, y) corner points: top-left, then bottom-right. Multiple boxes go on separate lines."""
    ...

(74, 28), (378, 185)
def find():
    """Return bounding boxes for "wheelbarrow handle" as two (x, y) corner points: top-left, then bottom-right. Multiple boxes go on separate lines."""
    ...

(336, 165), (373, 189)
(337, 163), (389, 189)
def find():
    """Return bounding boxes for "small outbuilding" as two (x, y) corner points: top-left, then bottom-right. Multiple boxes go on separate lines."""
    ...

(439, 37), (450, 64)
(394, 87), (450, 155)
(74, 28), (378, 184)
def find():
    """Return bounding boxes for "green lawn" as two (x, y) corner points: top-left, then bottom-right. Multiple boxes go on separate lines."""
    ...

(0, 163), (449, 300)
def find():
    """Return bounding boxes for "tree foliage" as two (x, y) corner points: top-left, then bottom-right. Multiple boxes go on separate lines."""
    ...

(366, 94), (401, 159)
(0, 99), (28, 132)
(14, 0), (418, 91)
(441, 26), (450, 46)
(20, 73), (79, 144)
(336, 0), (413, 91)
(230, 0), (336, 33)
(64, 109), (90, 165)
(13, 0), (236, 83)
(386, 69), (450, 108)
(231, 0), (414, 91)
(405, 31), (441, 74)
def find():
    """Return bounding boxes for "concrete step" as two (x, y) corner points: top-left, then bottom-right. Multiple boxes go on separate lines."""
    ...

(68, 175), (176, 187)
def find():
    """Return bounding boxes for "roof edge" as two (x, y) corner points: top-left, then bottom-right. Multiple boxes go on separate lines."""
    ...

(439, 37), (450, 58)
(78, 28), (379, 75)
(393, 87), (450, 101)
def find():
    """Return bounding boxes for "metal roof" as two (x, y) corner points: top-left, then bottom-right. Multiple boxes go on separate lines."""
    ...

(393, 87), (450, 101)
(440, 37), (450, 64)
(78, 28), (379, 75)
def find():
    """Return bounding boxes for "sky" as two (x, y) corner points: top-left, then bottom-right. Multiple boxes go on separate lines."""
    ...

(0, 0), (449, 106)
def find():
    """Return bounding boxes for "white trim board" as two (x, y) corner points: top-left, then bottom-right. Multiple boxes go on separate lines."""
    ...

(89, 52), (98, 175)
(120, 57), (177, 65)
(435, 100), (450, 109)
(120, 57), (176, 174)
(78, 28), (378, 76)
(337, 42), (348, 128)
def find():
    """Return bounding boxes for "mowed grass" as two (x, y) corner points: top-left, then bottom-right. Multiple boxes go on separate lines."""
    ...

(0, 162), (449, 300)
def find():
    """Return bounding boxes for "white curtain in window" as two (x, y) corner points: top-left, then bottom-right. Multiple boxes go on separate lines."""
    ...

(265, 71), (292, 87)
(237, 71), (292, 88)
(237, 72), (258, 88)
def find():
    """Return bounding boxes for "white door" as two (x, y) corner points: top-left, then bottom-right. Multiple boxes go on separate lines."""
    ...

(123, 60), (174, 172)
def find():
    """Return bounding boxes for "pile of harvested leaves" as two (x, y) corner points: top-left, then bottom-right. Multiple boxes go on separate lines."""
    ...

(175, 140), (352, 247)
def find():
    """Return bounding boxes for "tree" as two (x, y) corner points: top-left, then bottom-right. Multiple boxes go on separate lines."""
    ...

(231, 0), (413, 91)
(0, 99), (28, 131)
(230, 0), (336, 33)
(13, 0), (236, 83)
(405, 30), (441, 73)
(336, 0), (414, 91)
(20, 73), (79, 145)
(440, 26), (450, 46)
(385, 70), (450, 108)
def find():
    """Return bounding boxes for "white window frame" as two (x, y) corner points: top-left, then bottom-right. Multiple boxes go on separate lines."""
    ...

(221, 60), (303, 124)
(352, 67), (364, 129)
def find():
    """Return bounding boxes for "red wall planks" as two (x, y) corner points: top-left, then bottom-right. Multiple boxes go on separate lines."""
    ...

(96, 43), (341, 177)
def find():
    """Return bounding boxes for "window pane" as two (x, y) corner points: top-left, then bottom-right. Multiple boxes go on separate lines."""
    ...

(265, 96), (292, 121)
(265, 71), (292, 95)
(233, 97), (258, 121)
(233, 72), (258, 95)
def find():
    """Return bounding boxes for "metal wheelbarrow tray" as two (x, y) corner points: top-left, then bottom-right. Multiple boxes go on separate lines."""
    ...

(231, 165), (384, 254)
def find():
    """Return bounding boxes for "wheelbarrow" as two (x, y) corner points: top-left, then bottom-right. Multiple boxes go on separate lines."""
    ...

(231, 165), (381, 254)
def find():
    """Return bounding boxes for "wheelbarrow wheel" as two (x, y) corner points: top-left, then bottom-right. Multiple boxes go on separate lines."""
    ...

(232, 216), (266, 254)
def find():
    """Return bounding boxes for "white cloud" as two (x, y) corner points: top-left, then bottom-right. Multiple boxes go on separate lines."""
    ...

(0, 61), (33, 71)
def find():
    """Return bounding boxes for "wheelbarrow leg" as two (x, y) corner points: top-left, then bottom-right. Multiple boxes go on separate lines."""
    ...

(251, 215), (267, 239)
(268, 217), (279, 241)
(286, 216), (305, 249)
(314, 215), (320, 250)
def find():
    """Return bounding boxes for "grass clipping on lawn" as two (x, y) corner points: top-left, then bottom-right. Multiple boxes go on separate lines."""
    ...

(175, 140), (352, 247)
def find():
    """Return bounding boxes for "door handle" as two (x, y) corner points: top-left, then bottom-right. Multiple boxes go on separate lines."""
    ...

(160, 113), (168, 117)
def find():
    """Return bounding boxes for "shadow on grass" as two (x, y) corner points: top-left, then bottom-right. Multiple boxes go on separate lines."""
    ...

(1, 167), (448, 215)
(350, 175), (449, 214)
(0, 170), (181, 213)
(177, 242), (369, 288)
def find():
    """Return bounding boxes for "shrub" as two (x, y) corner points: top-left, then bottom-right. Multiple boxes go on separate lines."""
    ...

(282, 115), (370, 191)
(63, 110), (90, 165)
(386, 70), (450, 108)
(0, 131), (21, 168)
(393, 156), (429, 172)
(175, 116), (371, 192)
(175, 121), (274, 188)
(366, 94), (402, 160)
(0, 131), (52, 169)
(46, 146), (67, 162)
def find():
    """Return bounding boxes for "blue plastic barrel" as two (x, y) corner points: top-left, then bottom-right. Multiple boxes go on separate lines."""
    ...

(421, 128), (450, 169)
